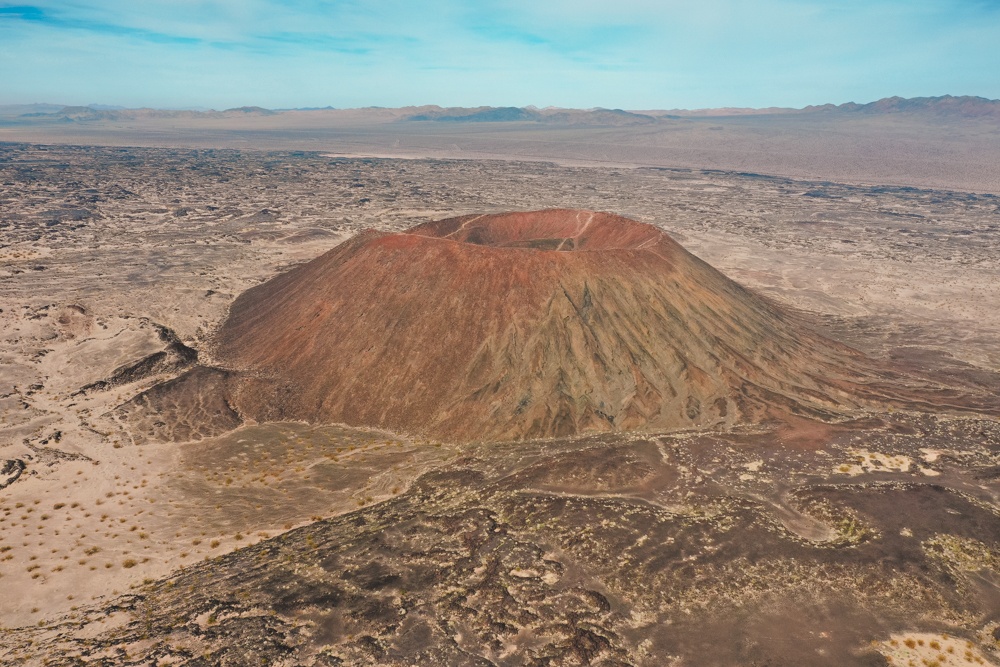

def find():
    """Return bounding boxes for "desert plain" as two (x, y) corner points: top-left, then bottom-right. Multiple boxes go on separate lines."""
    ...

(1, 103), (1000, 665)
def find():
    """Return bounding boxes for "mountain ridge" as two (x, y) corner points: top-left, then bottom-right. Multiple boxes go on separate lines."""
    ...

(5, 95), (998, 123)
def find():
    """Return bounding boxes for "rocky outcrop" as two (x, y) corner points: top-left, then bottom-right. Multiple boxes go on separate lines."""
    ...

(80, 321), (198, 394)
(0, 458), (26, 490)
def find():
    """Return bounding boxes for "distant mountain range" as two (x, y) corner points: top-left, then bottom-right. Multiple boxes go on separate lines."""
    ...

(404, 106), (659, 126)
(2, 105), (277, 121)
(642, 95), (1000, 119)
(804, 95), (1000, 117)
(2, 95), (998, 125)
(387, 95), (1000, 123)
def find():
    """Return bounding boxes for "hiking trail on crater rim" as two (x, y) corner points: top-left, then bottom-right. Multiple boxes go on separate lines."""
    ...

(119, 209), (960, 444)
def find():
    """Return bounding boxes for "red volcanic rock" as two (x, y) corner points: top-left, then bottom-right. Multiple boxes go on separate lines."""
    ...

(211, 209), (877, 442)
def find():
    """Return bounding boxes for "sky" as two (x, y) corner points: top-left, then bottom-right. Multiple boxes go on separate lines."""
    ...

(1, 1), (999, 110)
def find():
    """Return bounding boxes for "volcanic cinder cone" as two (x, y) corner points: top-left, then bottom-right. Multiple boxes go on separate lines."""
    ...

(210, 209), (878, 442)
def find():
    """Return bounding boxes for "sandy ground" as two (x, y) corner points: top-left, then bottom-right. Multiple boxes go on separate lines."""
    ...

(2, 109), (1000, 193)
(880, 632), (998, 666)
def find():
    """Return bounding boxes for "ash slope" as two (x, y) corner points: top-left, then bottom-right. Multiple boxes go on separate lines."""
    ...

(208, 209), (886, 443)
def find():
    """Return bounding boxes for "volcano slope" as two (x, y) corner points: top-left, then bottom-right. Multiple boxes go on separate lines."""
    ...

(122, 209), (926, 444)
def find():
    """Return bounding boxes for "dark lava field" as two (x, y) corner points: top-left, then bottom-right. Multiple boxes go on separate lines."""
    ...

(1, 143), (1000, 666)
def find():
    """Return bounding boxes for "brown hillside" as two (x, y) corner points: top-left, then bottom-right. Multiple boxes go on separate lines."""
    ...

(210, 209), (882, 442)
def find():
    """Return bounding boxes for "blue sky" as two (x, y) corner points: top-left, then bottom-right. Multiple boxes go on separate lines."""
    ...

(1, 0), (998, 109)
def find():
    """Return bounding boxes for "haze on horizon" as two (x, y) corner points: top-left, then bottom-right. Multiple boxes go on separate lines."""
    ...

(1, 0), (999, 111)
